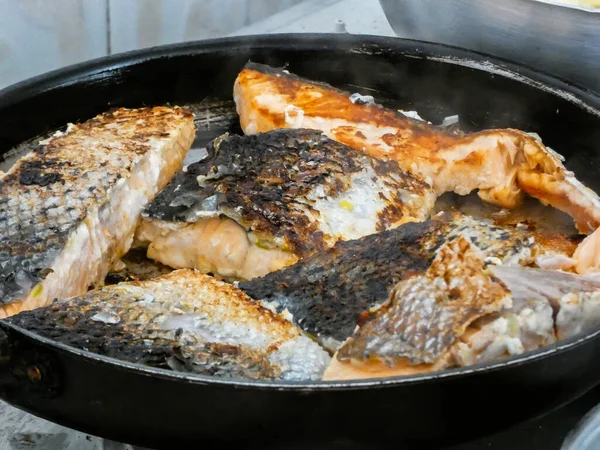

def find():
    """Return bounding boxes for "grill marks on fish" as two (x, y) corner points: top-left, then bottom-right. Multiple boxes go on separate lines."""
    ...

(233, 62), (600, 235)
(335, 236), (511, 366)
(240, 212), (538, 352)
(0, 106), (195, 318)
(7, 270), (331, 381)
(136, 128), (435, 280)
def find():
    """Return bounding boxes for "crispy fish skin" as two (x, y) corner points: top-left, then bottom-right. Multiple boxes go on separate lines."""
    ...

(240, 211), (538, 352)
(323, 237), (512, 381)
(136, 128), (435, 280)
(234, 62), (600, 234)
(335, 236), (511, 366)
(325, 264), (600, 381)
(434, 193), (584, 271)
(8, 314), (282, 380)
(0, 107), (195, 318)
(7, 269), (331, 381)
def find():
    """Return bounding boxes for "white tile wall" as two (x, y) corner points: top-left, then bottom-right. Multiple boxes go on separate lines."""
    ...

(0, 0), (107, 90)
(232, 0), (395, 36)
(109, 0), (246, 53)
(0, 0), (304, 90)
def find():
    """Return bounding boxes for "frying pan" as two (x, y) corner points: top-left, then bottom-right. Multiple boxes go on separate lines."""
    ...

(379, 0), (600, 94)
(1, 33), (600, 449)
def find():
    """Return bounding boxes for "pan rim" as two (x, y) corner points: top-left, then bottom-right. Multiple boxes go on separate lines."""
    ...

(1, 32), (600, 110)
(1, 32), (600, 390)
(4, 319), (600, 390)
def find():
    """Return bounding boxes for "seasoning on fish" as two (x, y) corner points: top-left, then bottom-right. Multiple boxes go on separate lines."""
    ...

(234, 62), (600, 234)
(241, 211), (542, 353)
(0, 107), (195, 319)
(135, 128), (436, 281)
(6, 269), (331, 381)
(323, 236), (512, 380)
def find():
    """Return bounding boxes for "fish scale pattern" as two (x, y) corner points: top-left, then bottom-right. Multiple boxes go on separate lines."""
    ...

(0, 106), (190, 304)
(337, 236), (511, 365)
(7, 269), (331, 381)
(241, 212), (538, 353)
(143, 127), (435, 258)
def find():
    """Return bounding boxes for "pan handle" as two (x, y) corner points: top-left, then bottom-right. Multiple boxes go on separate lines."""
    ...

(561, 402), (600, 450)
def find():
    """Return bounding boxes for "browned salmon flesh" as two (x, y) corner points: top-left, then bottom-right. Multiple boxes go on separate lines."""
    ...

(135, 128), (435, 281)
(233, 62), (600, 235)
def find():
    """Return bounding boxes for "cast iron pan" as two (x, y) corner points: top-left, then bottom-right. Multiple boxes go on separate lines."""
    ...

(1, 34), (600, 449)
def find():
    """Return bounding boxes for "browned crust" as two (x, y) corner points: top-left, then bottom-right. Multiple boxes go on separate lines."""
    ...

(234, 67), (458, 159)
(0, 106), (195, 317)
(234, 64), (600, 235)
(141, 128), (434, 259)
(332, 236), (510, 379)
(117, 269), (302, 338)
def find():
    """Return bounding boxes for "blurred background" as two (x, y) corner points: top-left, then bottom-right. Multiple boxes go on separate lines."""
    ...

(0, 0), (394, 91)
(3, 0), (599, 93)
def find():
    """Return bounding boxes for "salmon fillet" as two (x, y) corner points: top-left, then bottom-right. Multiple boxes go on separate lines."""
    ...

(7, 269), (331, 381)
(0, 107), (195, 318)
(238, 208), (576, 380)
(323, 244), (599, 381)
(135, 128), (435, 280)
(241, 211), (546, 353)
(571, 226), (600, 274)
(233, 62), (600, 235)
(324, 236), (511, 380)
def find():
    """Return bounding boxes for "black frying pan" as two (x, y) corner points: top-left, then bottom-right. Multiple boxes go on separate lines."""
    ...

(1, 34), (600, 450)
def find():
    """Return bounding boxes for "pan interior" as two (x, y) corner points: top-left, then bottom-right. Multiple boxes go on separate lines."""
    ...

(1, 34), (600, 387)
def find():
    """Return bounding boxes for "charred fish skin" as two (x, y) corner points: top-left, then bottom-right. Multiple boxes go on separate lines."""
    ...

(8, 305), (281, 380)
(0, 106), (195, 318)
(142, 128), (434, 256)
(336, 236), (511, 366)
(136, 128), (436, 280)
(240, 211), (537, 352)
(7, 270), (331, 381)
